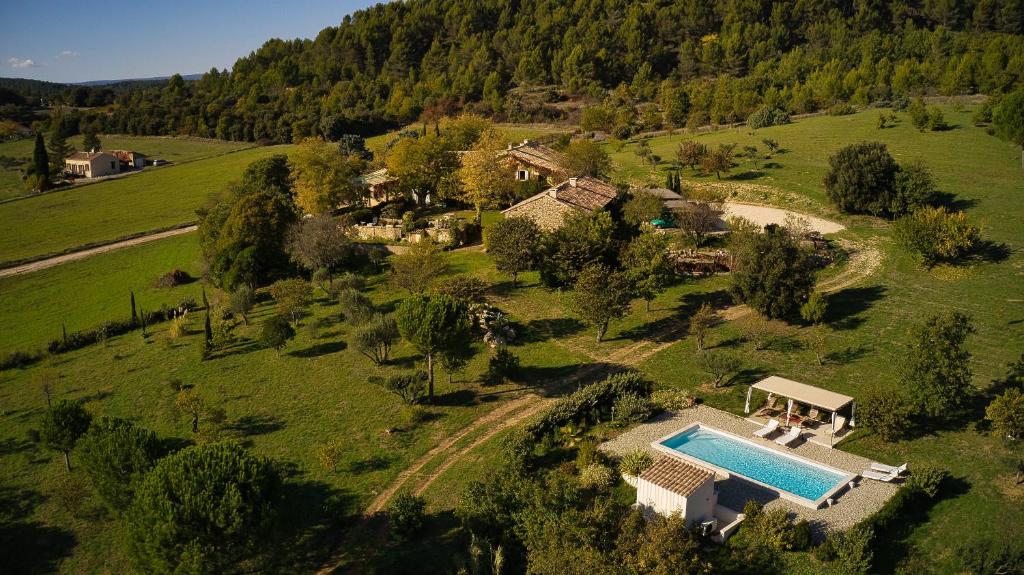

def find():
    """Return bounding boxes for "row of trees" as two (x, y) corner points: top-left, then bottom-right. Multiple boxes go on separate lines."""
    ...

(11, 1), (1023, 144)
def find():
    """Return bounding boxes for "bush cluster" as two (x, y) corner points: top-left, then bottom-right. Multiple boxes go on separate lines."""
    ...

(747, 106), (791, 129)
(525, 372), (652, 440)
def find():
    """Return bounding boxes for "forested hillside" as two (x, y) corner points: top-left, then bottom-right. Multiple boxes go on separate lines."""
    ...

(9, 0), (1024, 142)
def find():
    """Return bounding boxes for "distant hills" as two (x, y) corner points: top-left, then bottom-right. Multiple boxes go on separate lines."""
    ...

(73, 74), (203, 86)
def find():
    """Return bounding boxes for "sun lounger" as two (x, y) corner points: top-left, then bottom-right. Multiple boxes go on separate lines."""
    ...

(775, 426), (801, 446)
(753, 419), (779, 438)
(861, 469), (900, 482)
(870, 462), (908, 476)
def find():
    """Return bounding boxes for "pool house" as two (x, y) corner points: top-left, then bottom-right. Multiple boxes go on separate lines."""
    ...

(744, 376), (856, 448)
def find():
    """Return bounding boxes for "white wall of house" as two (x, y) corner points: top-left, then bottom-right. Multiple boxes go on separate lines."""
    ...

(635, 477), (717, 528)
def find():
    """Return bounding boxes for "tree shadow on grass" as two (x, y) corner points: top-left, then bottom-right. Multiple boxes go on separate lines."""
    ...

(432, 389), (477, 407)
(227, 414), (285, 437)
(969, 240), (1012, 264)
(679, 290), (734, 314)
(732, 367), (771, 387)
(0, 486), (77, 574)
(728, 170), (766, 181)
(935, 191), (980, 212)
(825, 285), (886, 330)
(208, 338), (262, 360)
(347, 454), (393, 474)
(289, 341), (347, 358)
(518, 317), (585, 343)
(517, 362), (631, 397)
(268, 476), (361, 574)
(824, 344), (872, 365)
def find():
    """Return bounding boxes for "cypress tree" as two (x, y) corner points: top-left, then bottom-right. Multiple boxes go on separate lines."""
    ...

(204, 310), (213, 347)
(201, 287), (209, 310)
(32, 133), (49, 180)
(62, 322), (68, 346)
(665, 171), (673, 190)
(130, 291), (138, 327)
(47, 124), (73, 177)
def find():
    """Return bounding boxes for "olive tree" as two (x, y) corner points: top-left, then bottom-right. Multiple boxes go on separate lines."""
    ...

(568, 263), (634, 342)
(729, 224), (815, 319)
(485, 216), (541, 286)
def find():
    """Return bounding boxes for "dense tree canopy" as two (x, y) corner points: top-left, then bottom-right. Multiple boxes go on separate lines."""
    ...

(824, 142), (901, 216)
(395, 293), (471, 400)
(485, 216), (542, 286)
(729, 223), (815, 319)
(10, 1), (1021, 144)
(126, 442), (282, 575)
(75, 417), (161, 513)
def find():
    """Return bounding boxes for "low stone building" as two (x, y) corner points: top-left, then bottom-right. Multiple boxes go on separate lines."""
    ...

(501, 139), (568, 184)
(501, 176), (618, 230)
(64, 151), (120, 178)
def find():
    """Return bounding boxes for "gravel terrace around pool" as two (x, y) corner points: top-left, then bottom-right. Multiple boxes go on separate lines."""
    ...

(600, 405), (898, 533)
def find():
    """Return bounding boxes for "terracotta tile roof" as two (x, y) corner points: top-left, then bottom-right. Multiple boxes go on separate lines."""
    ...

(552, 176), (618, 211)
(502, 176), (618, 217)
(503, 140), (567, 174)
(639, 457), (714, 497)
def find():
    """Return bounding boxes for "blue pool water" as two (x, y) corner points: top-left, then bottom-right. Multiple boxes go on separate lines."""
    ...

(659, 426), (846, 502)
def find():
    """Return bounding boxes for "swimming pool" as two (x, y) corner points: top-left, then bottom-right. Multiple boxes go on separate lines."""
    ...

(654, 423), (854, 508)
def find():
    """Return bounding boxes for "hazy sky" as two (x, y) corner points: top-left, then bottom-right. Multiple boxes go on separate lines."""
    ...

(0, 0), (381, 83)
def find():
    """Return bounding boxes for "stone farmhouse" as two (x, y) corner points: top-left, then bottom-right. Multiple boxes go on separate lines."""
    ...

(109, 149), (147, 169)
(501, 139), (567, 184)
(502, 176), (618, 230)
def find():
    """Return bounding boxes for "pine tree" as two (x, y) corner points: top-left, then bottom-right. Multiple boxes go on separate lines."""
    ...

(82, 129), (101, 152)
(47, 125), (73, 177)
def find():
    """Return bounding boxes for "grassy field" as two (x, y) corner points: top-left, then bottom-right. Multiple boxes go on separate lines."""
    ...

(1, 108), (1021, 573)
(0, 233), (203, 355)
(415, 106), (1024, 572)
(0, 145), (292, 265)
(364, 122), (572, 159)
(0, 135), (253, 201)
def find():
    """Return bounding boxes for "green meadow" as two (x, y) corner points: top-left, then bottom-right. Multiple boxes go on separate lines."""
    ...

(0, 108), (1022, 573)
(0, 144), (292, 264)
(0, 233), (202, 355)
(0, 135), (253, 201)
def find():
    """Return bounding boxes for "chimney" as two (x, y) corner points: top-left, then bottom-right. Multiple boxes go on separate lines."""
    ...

(507, 143), (513, 150)
(90, 148), (96, 154)
(522, 139), (530, 145)
(568, 177), (578, 187)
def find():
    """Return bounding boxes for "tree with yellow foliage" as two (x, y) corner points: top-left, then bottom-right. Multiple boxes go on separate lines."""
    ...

(288, 137), (366, 215)
(457, 128), (515, 218)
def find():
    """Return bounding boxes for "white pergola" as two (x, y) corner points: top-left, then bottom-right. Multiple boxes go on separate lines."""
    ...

(744, 376), (855, 447)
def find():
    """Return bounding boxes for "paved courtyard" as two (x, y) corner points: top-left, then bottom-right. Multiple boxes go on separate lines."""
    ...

(600, 405), (898, 533)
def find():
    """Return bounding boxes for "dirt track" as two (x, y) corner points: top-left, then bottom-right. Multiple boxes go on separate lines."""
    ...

(0, 226), (198, 279)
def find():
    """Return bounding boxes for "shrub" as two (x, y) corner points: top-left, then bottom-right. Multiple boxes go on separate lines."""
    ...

(525, 372), (653, 440)
(154, 269), (193, 288)
(485, 347), (520, 385)
(619, 449), (654, 477)
(651, 389), (696, 411)
(578, 463), (616, 490)
(39, 399), (92, 472)
(986, 387), (1024, 440)
(890, 161), (938, 216)
(742, 503), (811, 551)
(697, 351), (741, 387)
(370, 371), (428, 405)
(333, 271), (366, 292)
(893, 206), (980, 267)
(435, 275), (489, 303)
(747, 106), (791, 129)
(818, 525), (874, 575)
(260, 316), (295, 352)
(612, 393), (653, 426)
(388, 493), (426, 540)
(904, 465), (947, 498)
(858, 385), (914, 441)
(168, 316), (189, 339)
(338, 288), (375, 325)
(827, 103), (856, 116)
(800, 292), (828, 324)
(317, 439), (344, 470)
(824, 142), (900, 216)
(0, 349), (45, 371)
(354, 314), (399, 365)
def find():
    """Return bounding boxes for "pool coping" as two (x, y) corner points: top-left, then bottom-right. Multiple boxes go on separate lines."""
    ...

(651, 422), (859, 510)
